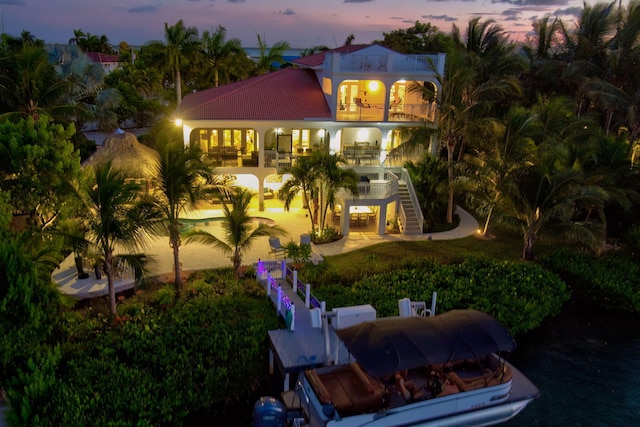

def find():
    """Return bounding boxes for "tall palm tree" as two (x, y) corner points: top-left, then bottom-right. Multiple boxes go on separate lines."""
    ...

(184, 187), (284, 278)
(146, 20), (200, 106)
(421, 45), (521, 223)
(154, 138), (211, 293)
(81, 163), (160, 315)
(200, 26), (245, 88)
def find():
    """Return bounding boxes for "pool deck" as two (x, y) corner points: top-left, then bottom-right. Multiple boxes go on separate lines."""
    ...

(52, 202), (479, 300)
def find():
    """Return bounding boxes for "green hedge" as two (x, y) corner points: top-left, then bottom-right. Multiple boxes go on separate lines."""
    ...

(538, 249), (640, 312)
(314, 257), (570, 335)
(6, 276), (279, 426)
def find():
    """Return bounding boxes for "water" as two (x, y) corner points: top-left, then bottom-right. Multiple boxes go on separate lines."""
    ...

(190, 305), (640, 426)
(505, 306), (640, 427)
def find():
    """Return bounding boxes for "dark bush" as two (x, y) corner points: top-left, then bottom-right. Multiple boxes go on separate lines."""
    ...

(5, 273), (278, 426)
(314, 257), (570, 335)
(538, 248), (640, 312)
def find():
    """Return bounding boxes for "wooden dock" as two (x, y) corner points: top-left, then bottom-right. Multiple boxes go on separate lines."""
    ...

(258, 260), (350, 390)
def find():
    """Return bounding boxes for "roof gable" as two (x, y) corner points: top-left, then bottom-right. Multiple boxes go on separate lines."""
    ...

(292, 44), (400, 68)
(178, 68), (331, 121)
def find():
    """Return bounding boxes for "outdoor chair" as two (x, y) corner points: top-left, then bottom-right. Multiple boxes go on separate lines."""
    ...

(269, 237), (286, 258)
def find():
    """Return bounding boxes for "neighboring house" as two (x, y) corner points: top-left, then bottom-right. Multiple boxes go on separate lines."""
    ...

(85, 52), (121, 74)
(176, 44), (445, 236)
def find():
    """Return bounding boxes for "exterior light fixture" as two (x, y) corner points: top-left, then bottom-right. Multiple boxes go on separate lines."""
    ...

(174, 118), (183, 126)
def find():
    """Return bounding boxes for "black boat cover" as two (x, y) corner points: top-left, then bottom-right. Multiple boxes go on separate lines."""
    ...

(334, 309), (516, 378)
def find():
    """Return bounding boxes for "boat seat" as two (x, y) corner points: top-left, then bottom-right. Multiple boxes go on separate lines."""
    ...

(447, 364), (512, 392)
(306, 363), (386, 416)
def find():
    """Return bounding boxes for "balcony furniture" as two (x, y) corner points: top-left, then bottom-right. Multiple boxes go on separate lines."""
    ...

(354, 97), (370, 108)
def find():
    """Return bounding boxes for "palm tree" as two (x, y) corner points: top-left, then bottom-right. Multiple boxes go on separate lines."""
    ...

(458, 107), (538, 236)
(424, 45), (521, 223)
(0, 44), (71, 121)
(253, 34), (290, 75)
(146, 20), (200, 106)
(313, 152), (359, 232)
(502, 163), (608, 260)
(200, 26), (245, 88)
(48, 44), (122, 131)
(280, 156), (319, 233)
(154, 138), (211, 293)
(405, 154), (450, 231)
(81, 163), (160, 315)
(69, 29), (85, 45)
(184, 187), (284, 278)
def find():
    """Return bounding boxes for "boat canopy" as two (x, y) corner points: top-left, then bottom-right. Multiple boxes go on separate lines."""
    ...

(334, 309), (516, 378)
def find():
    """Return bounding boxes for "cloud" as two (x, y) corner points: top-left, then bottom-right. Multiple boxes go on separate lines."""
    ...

(553, 6), (582, 17)
(128, 5), (159, 13)
(422, 14), (457, 22)
(344, 0), (374, 3)
(228, 0), (246, 3)
(0, 0), (26, 4)
(279, 8), (295, 16)
(492, 0), (571, 6)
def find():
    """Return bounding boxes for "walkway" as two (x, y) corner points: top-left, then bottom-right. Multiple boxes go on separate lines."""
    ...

(52, 204), (478, 299)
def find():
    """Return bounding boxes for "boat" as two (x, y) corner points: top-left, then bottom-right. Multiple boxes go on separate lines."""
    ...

(253, 309), (539, 427)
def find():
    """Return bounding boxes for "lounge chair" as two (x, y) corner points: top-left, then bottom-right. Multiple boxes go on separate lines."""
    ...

(269, 236), (286, 258)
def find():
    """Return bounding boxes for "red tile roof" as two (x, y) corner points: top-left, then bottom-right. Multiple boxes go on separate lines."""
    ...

(86, 52), (120, 63)
(178, 68), (332, 121)
(292, 44), (370, 68)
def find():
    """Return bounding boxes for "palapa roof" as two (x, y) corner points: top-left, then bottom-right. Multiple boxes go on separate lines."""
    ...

(82, 129), (159, 178)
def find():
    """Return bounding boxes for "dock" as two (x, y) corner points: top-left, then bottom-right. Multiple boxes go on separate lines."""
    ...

(258, 260), (351, 390)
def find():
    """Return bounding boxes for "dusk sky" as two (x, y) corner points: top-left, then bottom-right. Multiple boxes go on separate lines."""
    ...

(0, 0), (624, 49)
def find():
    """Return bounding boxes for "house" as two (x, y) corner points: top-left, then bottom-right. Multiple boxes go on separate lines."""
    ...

(176, 44), (445, 236)
(85, 52), (121, 74)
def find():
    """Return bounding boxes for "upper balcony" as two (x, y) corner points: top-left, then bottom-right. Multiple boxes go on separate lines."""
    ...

(324, 52), (445, 77)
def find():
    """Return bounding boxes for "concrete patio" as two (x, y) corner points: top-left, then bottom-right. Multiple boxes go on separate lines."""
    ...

(52, 203), (479, 299)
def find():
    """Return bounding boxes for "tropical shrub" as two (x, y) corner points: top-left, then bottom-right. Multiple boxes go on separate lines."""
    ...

(4, 273), (278, 426)
(538, 249), (640, 312)
(314, 257), (570, 335)
(0, 238), (63, 383)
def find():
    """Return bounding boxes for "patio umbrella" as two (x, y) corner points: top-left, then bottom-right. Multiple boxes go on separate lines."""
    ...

(335, 309), (516, 378)
(82, 129), (159, 179)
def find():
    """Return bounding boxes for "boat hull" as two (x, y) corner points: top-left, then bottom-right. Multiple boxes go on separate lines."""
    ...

(294, 360), (538, 427)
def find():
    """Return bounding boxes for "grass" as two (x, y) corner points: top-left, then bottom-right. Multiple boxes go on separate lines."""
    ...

(309, 225), (563, 286)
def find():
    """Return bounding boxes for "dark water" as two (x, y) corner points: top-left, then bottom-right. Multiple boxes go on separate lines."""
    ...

(505, 306), (640, 427)
(196, 305), (640, 427)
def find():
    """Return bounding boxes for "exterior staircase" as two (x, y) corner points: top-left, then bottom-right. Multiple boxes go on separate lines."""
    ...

(398, 181), (423, 235)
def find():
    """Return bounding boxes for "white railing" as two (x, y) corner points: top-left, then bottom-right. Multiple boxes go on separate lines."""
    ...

(400, 167), (424, 234)
(329, 53), (444, 75)
(256, 259), (322, 332)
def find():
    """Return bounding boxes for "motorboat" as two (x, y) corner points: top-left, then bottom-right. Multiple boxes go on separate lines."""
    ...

(253, 309), (539, 427)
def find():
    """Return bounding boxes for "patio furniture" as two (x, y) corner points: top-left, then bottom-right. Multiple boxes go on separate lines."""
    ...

(269, 237), (286, 258)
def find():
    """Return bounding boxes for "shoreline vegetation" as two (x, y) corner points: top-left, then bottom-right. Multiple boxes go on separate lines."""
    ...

(4, 232), (640, 425)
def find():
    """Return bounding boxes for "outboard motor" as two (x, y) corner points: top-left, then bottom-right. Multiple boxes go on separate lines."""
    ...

(253, 396), (287, 427)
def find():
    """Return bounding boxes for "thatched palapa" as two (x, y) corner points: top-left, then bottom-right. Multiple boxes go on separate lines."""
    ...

(83, 129), (159, 178)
